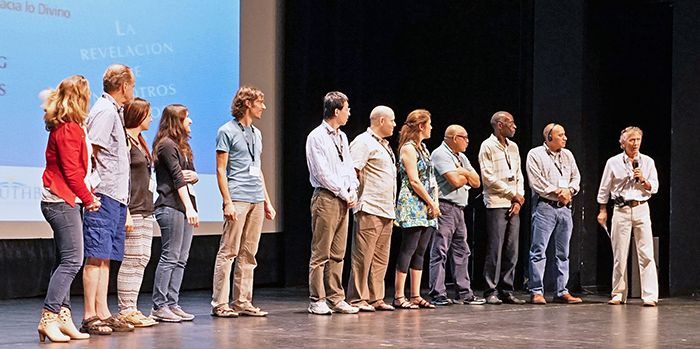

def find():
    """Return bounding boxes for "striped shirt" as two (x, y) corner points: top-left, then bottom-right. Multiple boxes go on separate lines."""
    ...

(526, 144), (581, 202)
(478, 134), (524, 208)
(597, 152), (658, 203)
(306, 121), (359, 202)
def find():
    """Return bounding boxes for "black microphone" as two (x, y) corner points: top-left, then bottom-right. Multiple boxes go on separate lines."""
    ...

(633, 159), (639, 182)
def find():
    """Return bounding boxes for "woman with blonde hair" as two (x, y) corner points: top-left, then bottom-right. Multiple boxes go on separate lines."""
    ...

(150, 104), (199, 322)
(393, 109), (440, 309)
(39, 75), (105, 341)
(116, 97), (157, 327)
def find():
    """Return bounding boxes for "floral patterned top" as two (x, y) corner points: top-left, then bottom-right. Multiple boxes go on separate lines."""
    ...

(395, 140), (438, 228)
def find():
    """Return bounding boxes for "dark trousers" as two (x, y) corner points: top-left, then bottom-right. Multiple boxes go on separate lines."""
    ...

(483, 208), (520, 298)
(429, 201), (474, 300)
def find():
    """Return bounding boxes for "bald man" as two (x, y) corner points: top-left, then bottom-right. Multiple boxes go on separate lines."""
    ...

(525, 123), (582, 304)
(428, 125), (486, 306)
(346, 106), (397, 311)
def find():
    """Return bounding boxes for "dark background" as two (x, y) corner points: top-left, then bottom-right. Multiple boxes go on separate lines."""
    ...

(3, 0), (700, 299)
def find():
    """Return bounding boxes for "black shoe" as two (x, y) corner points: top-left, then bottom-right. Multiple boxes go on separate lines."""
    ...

(430, 295), (452, 306)
(485, 294), (502, 304)
(501, 294), (526, 304)
(458, 295), (486, 305)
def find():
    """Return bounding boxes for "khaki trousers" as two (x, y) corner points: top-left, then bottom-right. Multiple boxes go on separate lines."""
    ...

(211, 201), (264, 309)
(347, 211), (393, 306)
(610, 203), (658, 303)
(309, 188), (349, 305)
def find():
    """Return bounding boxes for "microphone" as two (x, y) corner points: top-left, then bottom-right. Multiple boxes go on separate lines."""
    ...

(633, 159), (639, 182)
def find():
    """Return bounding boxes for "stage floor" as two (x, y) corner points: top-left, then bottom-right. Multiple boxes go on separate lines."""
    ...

(1, 287), (699, 348)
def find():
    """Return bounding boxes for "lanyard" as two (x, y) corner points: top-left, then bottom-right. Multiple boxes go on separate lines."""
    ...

(326, 128), (344, 162)
(237, 121), (256, 162)
(502, 139), (512, 171)
(371, 132), (395, 164)
(545, 144), (563, 176)
(443, 142), (463, 167)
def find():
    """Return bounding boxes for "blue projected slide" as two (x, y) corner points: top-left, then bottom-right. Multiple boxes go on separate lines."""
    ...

(0, 1), (240, 221)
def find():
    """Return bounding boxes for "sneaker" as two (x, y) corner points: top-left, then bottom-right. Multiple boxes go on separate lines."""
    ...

(150, 307), (182, 323)
(169, 305), (195, 321)
(485, 294), (502, 304)
(118, 311), (158, 327)
(328, 301), (359, 314)
(430, 295), (453, 306)
(308, 301), (332, 315)
(455, 295), (486, 305)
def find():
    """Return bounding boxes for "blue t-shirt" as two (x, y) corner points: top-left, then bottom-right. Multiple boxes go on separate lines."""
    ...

(431, 142), (475, 207)
(215, 119), (265, 203)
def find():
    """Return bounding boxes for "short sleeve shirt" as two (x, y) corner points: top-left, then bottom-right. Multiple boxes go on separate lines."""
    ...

(216, 119), (265, 203)
(432, 142), (474, 207)
(86, 93), (130, 204)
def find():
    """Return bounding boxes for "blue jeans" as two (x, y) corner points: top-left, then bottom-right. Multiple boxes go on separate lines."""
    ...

(152, 206), (193, 309)
(41, 201), (84, 313)
(528, 201), (573, 297)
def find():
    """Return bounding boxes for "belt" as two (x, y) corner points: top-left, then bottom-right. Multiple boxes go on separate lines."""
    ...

(624, 200), (646, 207)
(438, 199), (465, 209)
(538, 197), (571, 209)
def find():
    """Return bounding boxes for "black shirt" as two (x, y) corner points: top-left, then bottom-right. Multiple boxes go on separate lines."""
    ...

(128, 138), (154, 215)
(154, 138), (197, 213)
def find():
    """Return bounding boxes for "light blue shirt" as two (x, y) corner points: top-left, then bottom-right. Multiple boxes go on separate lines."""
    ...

(432, 142), (475, 207)
(216, 119), (265, 203)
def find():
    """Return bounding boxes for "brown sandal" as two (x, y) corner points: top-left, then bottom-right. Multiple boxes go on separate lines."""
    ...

(372, 301), (395, 311)
(101, 315), (135, 332)
(410, 296), (436, 309)
(80, 316), (112, 335)
(393, 296), (419, 309)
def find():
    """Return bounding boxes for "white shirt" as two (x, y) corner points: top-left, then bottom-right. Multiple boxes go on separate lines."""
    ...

(478, 134), (524, 208)
(306, 121), (359, 201)
(349, 128), (396, 219)
(526, 144), (581, 201)
(597, 152), (658, 203)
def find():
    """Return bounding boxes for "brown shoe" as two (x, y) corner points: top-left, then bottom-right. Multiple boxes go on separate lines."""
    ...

(607, 299), (621, 305)
(553, 293), (582, 304)
(530, 294), (547, 304)
(643, 301), (657, 307)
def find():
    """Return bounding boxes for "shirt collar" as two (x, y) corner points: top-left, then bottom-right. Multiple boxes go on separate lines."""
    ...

(489, 134), (509, 149)
(367, 127), (386, 143)
(322, 120), (338, 135)
(102, 93), (121, 110)
(544, 142), (561, 156)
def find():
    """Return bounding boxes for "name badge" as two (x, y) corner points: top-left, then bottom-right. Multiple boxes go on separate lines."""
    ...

(507, 175), (515, 182)
(558, 178), (569, 189)
(88, 171), (101, 188)
(187, 183), (197, 197)
(249, 165), (261, 178)
(149, 178), (156, 193)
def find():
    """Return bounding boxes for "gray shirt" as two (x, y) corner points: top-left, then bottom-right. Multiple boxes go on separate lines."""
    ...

(431, 142), (475, 208)
(215, 119), (265, 203)
(86, 93), (130, 204)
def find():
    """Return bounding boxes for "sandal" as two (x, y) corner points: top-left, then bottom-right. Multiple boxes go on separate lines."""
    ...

(410, 296), (436, 309)
(371, 301), (395, 311)
(236, 305), (268, 317)
(101, 315), (135, 332)
(393, 296), (419, 309)
(211, 305), (239, 318)
(80, 316), (112, 335)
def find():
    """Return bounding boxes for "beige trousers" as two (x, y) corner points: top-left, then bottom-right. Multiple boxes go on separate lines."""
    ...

(309, 188), (349, 305)
(211, 201), (264, 309)
(347, 211), (393, 306)
(610, 203), (658, 303)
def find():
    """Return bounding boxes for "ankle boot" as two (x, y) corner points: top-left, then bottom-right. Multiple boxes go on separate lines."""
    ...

(38, 309), (70, 342)
(58, 307), (90, 339)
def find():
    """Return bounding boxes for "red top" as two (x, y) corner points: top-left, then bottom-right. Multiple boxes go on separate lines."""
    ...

(42, 122), (94, 207)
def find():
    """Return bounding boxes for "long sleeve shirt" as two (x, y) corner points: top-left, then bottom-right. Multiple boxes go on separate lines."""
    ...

(478, 134), (524, 209)
(306, 121), (359, 202)
(597, 152), (658, 204)
(526, 144), (581, 201)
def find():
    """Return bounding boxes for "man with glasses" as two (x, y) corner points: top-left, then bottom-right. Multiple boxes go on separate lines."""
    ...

(428, 125), (486, 306)
(478, 111), (527, 305)
(305, 91), (360, 315)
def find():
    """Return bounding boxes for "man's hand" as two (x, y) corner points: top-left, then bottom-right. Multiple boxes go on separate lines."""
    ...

(346, 192), (358, 209)
(182, 170), (199, 183)
(264, 201), (276, 220)
(223, 201), (237, 221)
(597, 209), (608, 228)
(555, 188), (572, 205)
(513, 193), (525, 205)
(508, 202), (521, 216)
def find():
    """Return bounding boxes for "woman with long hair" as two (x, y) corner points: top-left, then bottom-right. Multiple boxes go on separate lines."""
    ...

(39, 75), (105, 341)
(393, 109), (440, 309)
(150, 104), (199, 322)
(116, 98), (157, 327)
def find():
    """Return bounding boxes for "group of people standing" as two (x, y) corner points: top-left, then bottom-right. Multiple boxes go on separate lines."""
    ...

(305, 92), (659, 315)
(37, 64), (276, 342)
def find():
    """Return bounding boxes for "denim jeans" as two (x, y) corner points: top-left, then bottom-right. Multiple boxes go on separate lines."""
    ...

(41, 201), (84, 313)
(152, 206), (193, 309)
(528, 201), (573, 297)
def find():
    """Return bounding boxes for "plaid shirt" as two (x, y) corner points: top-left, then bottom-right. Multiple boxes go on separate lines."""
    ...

(478, 134), (524, 208)
(526, 144), (581, 202)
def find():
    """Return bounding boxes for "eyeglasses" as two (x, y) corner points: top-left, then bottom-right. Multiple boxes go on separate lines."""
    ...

(455, 135), (468, 140)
